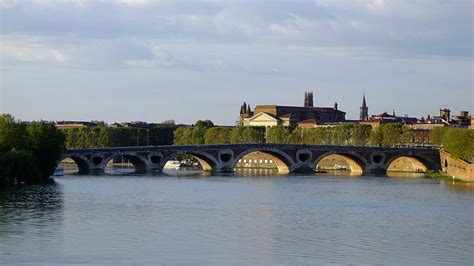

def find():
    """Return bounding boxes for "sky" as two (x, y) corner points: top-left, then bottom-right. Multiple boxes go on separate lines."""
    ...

(0, 0), (473, 125)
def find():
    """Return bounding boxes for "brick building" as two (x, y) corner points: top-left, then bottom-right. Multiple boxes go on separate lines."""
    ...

(239, 92), (345, 127)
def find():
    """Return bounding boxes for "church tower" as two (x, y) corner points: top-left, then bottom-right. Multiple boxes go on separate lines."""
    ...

(360, 94), (369, 121)
(304, 91), (314, 107)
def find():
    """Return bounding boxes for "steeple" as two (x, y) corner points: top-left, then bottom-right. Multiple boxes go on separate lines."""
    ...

(360, 94), (369, 121)
(304, 91), (314, 107)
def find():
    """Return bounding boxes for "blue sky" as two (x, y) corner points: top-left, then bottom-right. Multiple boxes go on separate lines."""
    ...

(0, 0), (472, 125)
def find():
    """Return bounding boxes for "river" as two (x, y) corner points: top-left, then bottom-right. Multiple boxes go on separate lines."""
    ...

(1, 171), (473, 265)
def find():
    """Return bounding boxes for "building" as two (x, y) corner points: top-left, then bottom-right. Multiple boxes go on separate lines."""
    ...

(360, 94), (369, 121)
(471, 116), (474, 129)
(451, 111), (470, 127)
(422, 109), (471, 128)
(239, 92), (346, 127)
(55, 121), (100, 129)
(370, 112), (418, 124)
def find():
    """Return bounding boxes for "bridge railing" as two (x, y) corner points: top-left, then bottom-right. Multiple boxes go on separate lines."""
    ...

(62, 143), (441, 153)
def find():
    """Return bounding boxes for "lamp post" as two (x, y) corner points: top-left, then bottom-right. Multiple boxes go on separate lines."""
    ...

(136, 128), (140, 146)
(147, 129), (149, 146)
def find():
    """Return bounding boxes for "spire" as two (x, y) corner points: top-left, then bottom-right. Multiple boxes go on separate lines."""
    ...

(392, 109), (396, 117)
(240, 102), (247, 115)
(304, 91), (314, 107)
(360, 93), (369, 121)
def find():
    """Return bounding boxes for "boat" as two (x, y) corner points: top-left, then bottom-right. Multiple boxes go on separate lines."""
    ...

(53, 167), (64, 176)
(163, 160), (181, 170)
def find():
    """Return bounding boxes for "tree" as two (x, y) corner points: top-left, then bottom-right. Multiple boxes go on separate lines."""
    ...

(434, 127), (474, 160)
(369, 127), (383, 147)
(266, 126), (291, 144)
(0, 114), (29, 152)
(0, 150), (40, 185)
(0, 115), (65, 185)
(173, 127), (194, 145)
(351, 124), (371, 146)
(27, 121), (65, 179)
(204, 127), (231, 144)
(195, 120), (214, 129)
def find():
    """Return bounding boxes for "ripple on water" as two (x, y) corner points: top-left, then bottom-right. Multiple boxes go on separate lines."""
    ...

(0, 174), (473, 264)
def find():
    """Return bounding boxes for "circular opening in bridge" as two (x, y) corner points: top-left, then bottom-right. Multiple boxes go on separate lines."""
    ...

(163, 154), (213, 176)
(92, 156), (103, 165)
(315, 154), (363, 175)
(220, 153), (232, 163)
(234, 151), (289, 175)
(387, 156), (427, 175)
(372, 155), (384, 164)
(104, 155), (145, 175)
(298, 153), (310, 163)
(150, 155), (162, 165)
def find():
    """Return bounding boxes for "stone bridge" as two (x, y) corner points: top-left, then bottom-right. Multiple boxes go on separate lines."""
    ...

(59, 144), (441, 175)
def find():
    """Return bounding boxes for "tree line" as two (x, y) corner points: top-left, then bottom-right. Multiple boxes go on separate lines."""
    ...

(0, 114), (65, 185)
(173, 120), (266, 145)
(431, 127), (474, 161)
(62, 126), (174, 149)
(174, 122), (416, 147)
(266, 123), (413, 146)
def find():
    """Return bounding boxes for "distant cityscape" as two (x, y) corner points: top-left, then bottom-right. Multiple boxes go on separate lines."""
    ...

(53, 92), (473, 144)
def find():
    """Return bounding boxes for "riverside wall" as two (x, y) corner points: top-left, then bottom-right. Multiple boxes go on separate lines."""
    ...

(440, 150), (474, 182)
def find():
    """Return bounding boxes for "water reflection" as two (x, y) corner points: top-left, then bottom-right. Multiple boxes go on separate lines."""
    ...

(0, 184), (64, 242)
(1, 174), (473, 264)
(442, 180), (474, 193)
(386, 171), (426, 178)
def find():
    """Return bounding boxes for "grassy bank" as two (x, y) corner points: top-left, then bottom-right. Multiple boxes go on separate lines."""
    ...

(425, 170), (464, 182)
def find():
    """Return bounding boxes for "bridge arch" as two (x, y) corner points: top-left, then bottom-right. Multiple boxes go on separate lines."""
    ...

(161, 150), (218, 172)
(385, 155), (429, 173)
(103, 154), (149, 174)
(231, 148), (295, 174)
(312, 152), (367, 174)
(59, 154), (90, 175)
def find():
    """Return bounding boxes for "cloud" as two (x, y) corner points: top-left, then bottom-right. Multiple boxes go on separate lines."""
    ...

(0, 0), (472, 71)
(367, 0), (385, 10)
(119, 0), (151, 6)
(49, 49), (67, 63)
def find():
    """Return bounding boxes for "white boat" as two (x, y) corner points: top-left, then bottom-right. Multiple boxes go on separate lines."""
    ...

(53, 167), (64, 176)
(164, 160), (181, 170)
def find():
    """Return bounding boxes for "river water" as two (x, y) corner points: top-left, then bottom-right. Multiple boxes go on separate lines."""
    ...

(1, 171), (473, 265)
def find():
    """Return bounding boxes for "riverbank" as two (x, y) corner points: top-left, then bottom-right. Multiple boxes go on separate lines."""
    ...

(425, 170), (464, 182)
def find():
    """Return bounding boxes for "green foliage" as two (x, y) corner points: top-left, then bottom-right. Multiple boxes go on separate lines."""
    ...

(0, 114), (65, 185)
(0, 150), (41, 185)
(432, 127), (474, 160)
(195, 120), (214, 129)
(27, 121), (66, 178)
(228, 126), (265, 143)
(204, 127), (231, 144)
(173, 127), (196, 145)
(175, 126), (265, 145)
(266, 124), (372, 146)
(62, 126), (175, 148)
(266, 126), (291, 144)
(0, 114), (29, 152)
